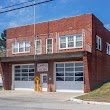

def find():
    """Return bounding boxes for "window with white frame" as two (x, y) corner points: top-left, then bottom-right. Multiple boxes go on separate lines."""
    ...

(12, 41), (30, 54)
(25, 41), (30, 52)
(60, 37), (66, 49)
(96, 35), (102, 51)
(59, 34), (82, 49)
(107, 43), (110, 55)
(35, 39), (42, 54)
(46, 38), (53, 54)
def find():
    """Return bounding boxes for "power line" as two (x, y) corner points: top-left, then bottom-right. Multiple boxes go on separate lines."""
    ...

(0, 0), (53, 14)
(0, 0), (34, 10)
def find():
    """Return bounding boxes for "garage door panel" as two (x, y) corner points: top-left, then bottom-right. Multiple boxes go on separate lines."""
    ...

(14, 81), (34, 90)
(13, 64), (35, 90)
(55, 62), (84, 92)
(56, 81), (83, 90)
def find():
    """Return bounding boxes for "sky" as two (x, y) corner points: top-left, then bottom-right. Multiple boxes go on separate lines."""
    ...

(0, 0), (110, 34)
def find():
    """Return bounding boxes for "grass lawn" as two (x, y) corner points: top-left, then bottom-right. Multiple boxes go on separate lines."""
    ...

(76, 82), (110, 102)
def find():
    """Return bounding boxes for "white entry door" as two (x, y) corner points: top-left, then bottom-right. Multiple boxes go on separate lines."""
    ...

(41, 74), (47, 91)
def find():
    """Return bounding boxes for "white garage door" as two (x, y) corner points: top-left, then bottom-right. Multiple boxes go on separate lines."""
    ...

(55, 61), (84, 92)
(13, 64), (35, 90)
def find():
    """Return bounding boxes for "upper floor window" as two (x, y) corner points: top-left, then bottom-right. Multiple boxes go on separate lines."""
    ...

(96, 35), (102, 51)
(12, 41), (30, 54)
(35, 39), (42, 54)
(46, 38), (53, 54)
(107, 43), (110, 55)
(59, 34), (82, 49)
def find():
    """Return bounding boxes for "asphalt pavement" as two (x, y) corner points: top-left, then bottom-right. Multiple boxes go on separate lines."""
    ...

(0, 91), (110, 110)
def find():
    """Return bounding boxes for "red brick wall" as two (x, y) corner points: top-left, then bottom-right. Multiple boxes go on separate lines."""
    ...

(6, 14), (92, 57)
(0, 62), (12, 90)
(85, 15), (110, 91)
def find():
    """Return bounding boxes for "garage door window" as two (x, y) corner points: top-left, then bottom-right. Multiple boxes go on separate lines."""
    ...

(14, 64), (34, 81)
(56, 62), (83, 81)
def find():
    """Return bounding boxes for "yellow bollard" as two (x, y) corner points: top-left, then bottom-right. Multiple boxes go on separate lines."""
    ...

(35, 76), (40, 92)
(36, 80), (39, 92)
(39, 85), (42, 92)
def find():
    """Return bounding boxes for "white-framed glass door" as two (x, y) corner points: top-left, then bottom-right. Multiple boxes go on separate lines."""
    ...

(40, 74), (48, 91)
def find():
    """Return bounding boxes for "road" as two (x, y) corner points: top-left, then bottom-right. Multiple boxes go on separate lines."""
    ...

(0, 91), (110, 110)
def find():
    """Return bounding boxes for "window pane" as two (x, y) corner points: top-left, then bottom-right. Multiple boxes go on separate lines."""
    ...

(47, 48), (52, 53)
(76, 35), (82, 41)
(65, 63), (73, 67)
(65, 77), (74, 81)
(60, 37), (66, 43)
(47, 45), (52, 53)
(22, 69), (28, 72)
(65, 68), (74, 71)
(36, 40), (42, 54)
(29, 65), (34, 68)
(29, 69), (34, 72)
(13, 42), (18, 48)
(56, 68), (64, 72)
(75, 67), (83, 71)
(22, 73), (28, 76)
(19, 48), (24, 52)
(25, 47), (29, 52)
(15, 66), (20, 69)
(36, 40), (40, 46)
(19, 42), (24, 52)
(29, 77), (34, 81)
(75, 63), (83, 67)
(65, 73), (74, 76)
(56, 64), (64, 67)
(68, 42), (74, 47)
(25, 42), (30, 52)
(13, 48), (18, 53)
(29, 73), (34, 76)
(15, 69), (20, 72)
(22, 77), (28, 81)
(56, 73), (64, 76)
(19, 42), (23, 47)
(25, 42), (30, 47)
(43, 76), (47, 83)
(60, 43), (66, 48)
(15, 74), (20, 76)
(76, 41), (82, 47)
(75, 72), (83, 76)
(75, 77), (83, 81)
(15, 77), (20, 81)
(47, 39), (52, 44)
(68, 36), (74, 42)
(36, 49), (41, 54)
(22, 65), (28, 68)
(56, 77), (64, 81)
(96, 36), (102, 50)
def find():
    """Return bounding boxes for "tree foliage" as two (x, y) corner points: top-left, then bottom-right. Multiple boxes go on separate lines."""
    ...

(0, 30), (6, 50)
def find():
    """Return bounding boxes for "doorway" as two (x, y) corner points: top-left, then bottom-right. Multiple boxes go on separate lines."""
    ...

(40, 74), (48, 91)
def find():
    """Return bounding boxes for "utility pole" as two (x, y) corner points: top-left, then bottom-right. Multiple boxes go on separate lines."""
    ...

(34, 0), (36, 59)
(33, 0), (53, 59)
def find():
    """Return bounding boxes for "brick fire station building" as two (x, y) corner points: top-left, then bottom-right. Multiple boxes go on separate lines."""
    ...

(0, 13), (110, 93)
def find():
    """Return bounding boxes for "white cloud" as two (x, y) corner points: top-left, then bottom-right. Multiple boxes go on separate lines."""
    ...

(104, 24), (110, 30)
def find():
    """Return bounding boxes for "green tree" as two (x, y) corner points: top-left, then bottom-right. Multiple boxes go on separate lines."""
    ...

(0, 30), (6, 50)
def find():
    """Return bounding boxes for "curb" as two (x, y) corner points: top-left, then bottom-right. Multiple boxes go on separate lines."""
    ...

(69, 98), (110, 105)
